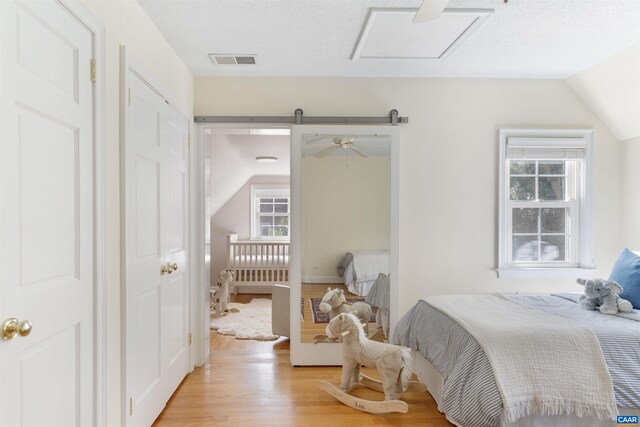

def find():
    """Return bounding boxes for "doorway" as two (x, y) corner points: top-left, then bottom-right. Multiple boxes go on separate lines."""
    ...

(203, 125), (291, 348)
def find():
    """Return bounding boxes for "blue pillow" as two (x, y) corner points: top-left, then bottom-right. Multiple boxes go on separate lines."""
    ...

(609, 248), (640, 309)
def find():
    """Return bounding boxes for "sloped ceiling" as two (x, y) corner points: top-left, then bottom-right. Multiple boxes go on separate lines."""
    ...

(209, 133), (290, 215)
(566, 44), (640, 141)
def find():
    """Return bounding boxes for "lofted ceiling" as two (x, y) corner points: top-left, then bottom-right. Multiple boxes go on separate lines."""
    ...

(138, 0), (640, 79)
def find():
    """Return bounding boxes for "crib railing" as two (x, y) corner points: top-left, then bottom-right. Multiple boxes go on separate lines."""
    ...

(227, 234), (290, 285)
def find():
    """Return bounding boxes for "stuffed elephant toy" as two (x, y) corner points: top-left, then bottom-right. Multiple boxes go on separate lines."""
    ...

(577, 278), (633, 315)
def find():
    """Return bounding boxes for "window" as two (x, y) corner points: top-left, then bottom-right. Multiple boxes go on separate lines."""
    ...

(498, 130), (594, 278)
(250, 185), (290, 240)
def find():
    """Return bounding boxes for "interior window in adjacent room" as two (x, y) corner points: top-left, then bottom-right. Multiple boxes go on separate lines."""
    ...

(251, 185), (290, 240)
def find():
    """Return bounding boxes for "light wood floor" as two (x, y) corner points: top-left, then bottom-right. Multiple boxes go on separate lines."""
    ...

(153, 293), (452, 427)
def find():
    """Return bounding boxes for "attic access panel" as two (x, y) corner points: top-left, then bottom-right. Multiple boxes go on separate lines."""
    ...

(351, 8), (493, 61)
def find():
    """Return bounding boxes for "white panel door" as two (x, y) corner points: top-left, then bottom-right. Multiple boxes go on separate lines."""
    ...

(0, 1), (95, 426)
(125, 71), (190, 427)
(160, 105), (190, 397)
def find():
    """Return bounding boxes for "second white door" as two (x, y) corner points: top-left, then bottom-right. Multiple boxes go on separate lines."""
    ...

(125, 70), (190, 426)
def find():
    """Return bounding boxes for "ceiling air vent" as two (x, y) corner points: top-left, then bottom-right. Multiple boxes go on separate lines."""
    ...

(209, 54), (257, 65)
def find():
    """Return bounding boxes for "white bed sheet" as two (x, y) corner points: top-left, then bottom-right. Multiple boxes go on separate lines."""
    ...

(411, 350), (640, 427)
(346, 278), (376, 296)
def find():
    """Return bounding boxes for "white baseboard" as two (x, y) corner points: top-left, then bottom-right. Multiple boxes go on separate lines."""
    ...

(302, 276), (343, 284)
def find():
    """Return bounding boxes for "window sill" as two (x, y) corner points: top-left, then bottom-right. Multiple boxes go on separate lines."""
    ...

(496, 267), (596, 279)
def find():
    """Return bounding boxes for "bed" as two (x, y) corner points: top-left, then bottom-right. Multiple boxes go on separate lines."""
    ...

(226, 234), (289, 291)
(337, 250), (389, 296)
(393, 293), (640, 427)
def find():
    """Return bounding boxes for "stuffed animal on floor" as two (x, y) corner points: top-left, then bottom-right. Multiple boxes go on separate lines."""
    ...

(319, 287), (372, 336)
(211, 269), (234, 315)
(325, 312), (413, 401)
(577, 278), (633, 315)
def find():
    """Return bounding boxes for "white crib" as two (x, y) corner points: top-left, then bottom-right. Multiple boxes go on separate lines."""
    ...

(226, 234), (290, 292)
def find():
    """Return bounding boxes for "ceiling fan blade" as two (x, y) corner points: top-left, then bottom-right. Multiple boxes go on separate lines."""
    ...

(314, 145), (339, 158)
(349, 146), (368, 158)
(413, 0), (448, 23)
(304, 136), (331, 145)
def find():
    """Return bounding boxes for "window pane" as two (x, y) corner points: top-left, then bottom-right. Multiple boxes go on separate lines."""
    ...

(510, 160), (535, 175)
(274, 203), (288, 213)
(259, 197), (274, 203)
(274, 198), (288, 203)
(539, 177), (564, 200)
(274, 226), (288, 236)
(274, 215), (289, 226)
(541, 208), (565, 233)
(539, 161), (564, 175)
(513, 208), (538, 233)
(260, 226), (274, 236)
(510, 177), (535, 200)
(260, 203), (273, 213)
(541, 236), (566, 261)
(513, 237), (539, 261)
(260, 216), (274, 226)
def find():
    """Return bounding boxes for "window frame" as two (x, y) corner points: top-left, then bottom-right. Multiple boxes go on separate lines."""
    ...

(497, 129), (595, 279)
(250, 184), (290, 241)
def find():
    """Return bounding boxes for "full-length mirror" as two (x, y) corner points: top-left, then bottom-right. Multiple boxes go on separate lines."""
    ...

(290, 125), (399, 365)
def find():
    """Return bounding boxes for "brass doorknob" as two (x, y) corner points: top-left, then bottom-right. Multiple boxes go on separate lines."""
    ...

(160, 264), (170, 275)
(171, 263), (178, 271)
(18, 320), (32, 337)
(2, 318), (32, 341)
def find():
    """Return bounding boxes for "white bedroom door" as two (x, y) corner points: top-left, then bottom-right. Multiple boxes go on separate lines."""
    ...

(0, 1), (95, 425)
(125, 70), (190, 426)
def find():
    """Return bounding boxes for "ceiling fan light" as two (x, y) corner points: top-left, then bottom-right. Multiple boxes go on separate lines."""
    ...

(256, 156), (278, 163)
(413, 0), (448, 23)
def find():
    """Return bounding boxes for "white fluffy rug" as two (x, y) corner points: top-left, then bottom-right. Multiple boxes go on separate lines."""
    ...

(210, 298), (279, 341)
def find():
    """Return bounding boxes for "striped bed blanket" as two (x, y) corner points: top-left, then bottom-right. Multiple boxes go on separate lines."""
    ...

(392, 293), (640, 427)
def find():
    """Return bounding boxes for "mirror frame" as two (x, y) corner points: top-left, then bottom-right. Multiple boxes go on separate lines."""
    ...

(290, 124), (400, 366)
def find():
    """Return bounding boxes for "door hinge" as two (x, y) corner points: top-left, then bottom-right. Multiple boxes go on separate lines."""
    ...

(90, 59), (96, 83)
(128, 88), (131, 107)
(187, 134), (191, 148)
(129, 397), (132, 416)
(188, 332), (192, 345)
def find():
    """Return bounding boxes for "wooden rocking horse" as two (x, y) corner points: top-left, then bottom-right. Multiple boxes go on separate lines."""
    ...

(318, 312), (425, 414)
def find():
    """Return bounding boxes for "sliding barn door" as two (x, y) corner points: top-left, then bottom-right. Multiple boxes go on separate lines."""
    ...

(0, 1), (96, 425)
(124, 70), (190, 426)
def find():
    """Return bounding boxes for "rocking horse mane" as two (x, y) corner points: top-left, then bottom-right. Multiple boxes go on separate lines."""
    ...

(340, 312), (367, 345)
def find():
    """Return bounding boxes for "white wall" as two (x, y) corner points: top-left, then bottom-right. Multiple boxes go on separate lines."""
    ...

(302, 156), (390, 279)
(210, 175), (290, 281)
(622, 136), (640, 249)
(81, 1), (193, 424)
(566, 44), (640, 141)
(195, 77), (624, 315)
(567, 44), (640, 255)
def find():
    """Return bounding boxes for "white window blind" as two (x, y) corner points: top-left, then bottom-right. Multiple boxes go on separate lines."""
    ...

(506, 137), (586, 159)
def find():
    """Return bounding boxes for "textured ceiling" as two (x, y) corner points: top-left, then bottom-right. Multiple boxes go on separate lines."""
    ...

(138, 0), (640, 78)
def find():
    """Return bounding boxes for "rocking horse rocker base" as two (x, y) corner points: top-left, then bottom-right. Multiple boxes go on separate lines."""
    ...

(319, 373), (426, 414)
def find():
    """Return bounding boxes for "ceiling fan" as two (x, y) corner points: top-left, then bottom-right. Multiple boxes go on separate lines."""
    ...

(313, 137), (368, 159)
(413, 0), (448, 23)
